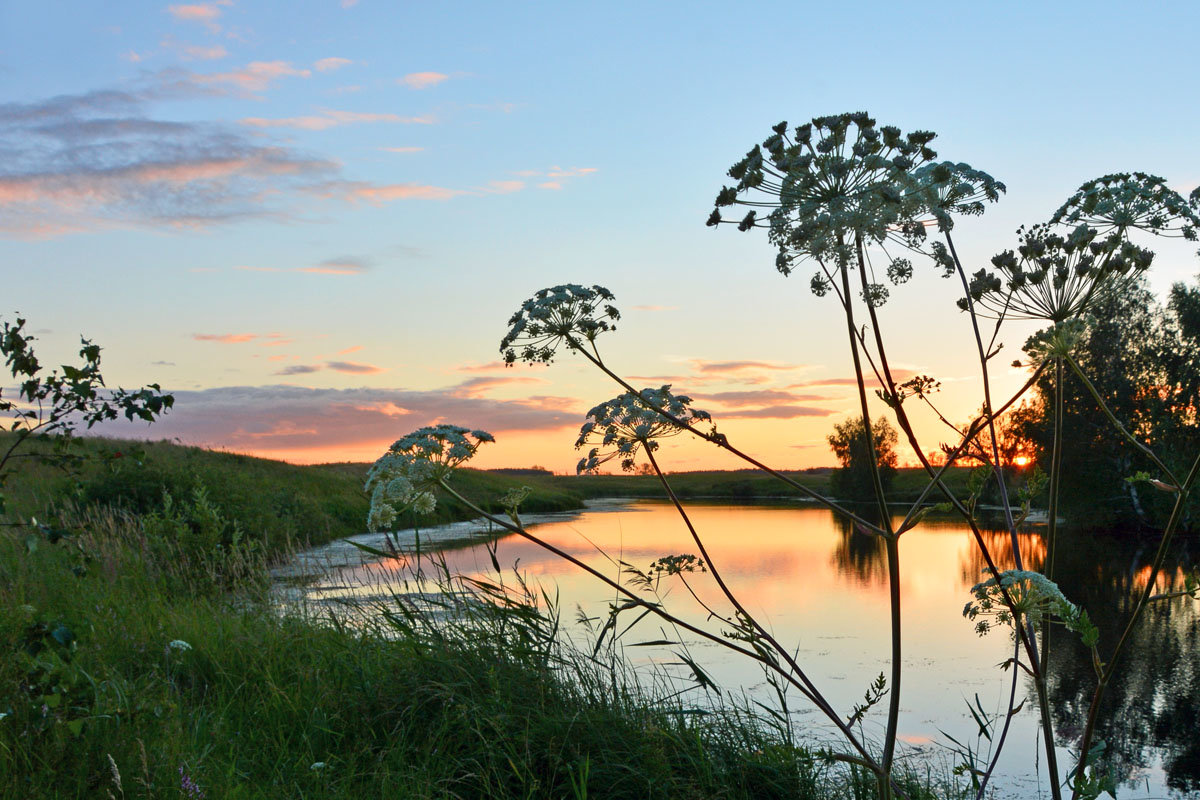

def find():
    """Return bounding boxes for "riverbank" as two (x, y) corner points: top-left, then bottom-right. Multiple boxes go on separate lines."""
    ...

(0, 439), (962, 799)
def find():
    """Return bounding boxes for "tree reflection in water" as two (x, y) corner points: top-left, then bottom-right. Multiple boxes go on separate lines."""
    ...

(829, 511), (1198, 791)
(1042, 530), (1199, 793)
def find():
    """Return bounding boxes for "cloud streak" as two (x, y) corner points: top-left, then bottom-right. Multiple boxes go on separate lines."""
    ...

(0, 88), (337, 236)
(240, 109), (432, 130)
(399, 71), (448, 89)
(94, 384), (583, 454)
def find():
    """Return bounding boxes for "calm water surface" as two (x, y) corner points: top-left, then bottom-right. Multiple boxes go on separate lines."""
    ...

(287, 500), (1200, 799)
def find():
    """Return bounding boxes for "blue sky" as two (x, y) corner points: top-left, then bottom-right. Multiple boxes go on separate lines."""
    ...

(3, 0), (1198, 469)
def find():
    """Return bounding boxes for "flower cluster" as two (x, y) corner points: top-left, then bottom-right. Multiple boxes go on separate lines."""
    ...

(707, 112), (1002, 294)
(961, 223), (1153, 322)
(964, 569), (1098, 646)
(1050, 173), (1200, 240)
(365, 425), (494, 531)
(575, 386), (712, 473)
(500, 284), (619, 365)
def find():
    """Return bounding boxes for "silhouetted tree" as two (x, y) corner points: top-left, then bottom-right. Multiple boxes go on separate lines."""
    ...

(827, 416), (897, 501)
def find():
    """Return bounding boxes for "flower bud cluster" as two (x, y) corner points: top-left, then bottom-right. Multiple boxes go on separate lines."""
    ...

(575, 386), (712, 473)
(365, 425), (494, 531)
(962, 224), (1154, 321)
(1051, 172), (1200, 239)
(500, 284), (619, 365)
(707, 113), (1003, 298)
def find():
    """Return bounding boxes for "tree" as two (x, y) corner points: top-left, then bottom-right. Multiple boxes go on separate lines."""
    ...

(827, 416), (898, 500)
(1012, 275), (1200, 529)
(0, 316), (173, 516)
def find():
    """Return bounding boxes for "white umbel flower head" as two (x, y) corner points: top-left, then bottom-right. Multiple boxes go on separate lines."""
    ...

(963, 223), (1154, 322)
(1051, 173), (1200, 240)
(365, 425), (494, 531)
(500, 284), (619, 365)
(575, 386), (713, 473)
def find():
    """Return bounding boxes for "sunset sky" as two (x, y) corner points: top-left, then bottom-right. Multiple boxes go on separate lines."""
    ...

(3, 1), (1199, 472)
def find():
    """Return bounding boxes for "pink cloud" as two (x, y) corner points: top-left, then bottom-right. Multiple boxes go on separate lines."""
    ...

(486, 180), (524, 194)
(0, 88), (340, 236)
(538, 181), (562, 190)
(692, 360), (805, 374)
(631, 304), (677, 311)
(240, 109), (431, 130)
(337, 181), (463, 203)
(720, 406), (836, 419)
(380, 146), (424, 153)
(449, 376), (548, 399)
(194, 333), (257, 343)
(91, 384), (582, 456)
(179, 43), (228, 61)
(547, 166), (598, 179)
(196, 61), (311, 93)
(314, 57), (352, 72)
(328, 360), (386, 375)
(693, 389), (830, 407)
(298, 256), (370, 275)
(399, 71), (448, 90)
(166, 3), (227, 32)
(337, 345), (363, 355)
(789, 369), (918, 389)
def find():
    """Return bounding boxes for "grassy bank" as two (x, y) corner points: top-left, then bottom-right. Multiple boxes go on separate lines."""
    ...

(0, 506), (956, 799)
(0, 434), (584, 559)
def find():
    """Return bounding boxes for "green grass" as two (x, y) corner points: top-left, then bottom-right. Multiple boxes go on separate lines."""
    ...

(0, 436), (979, 799)
(0, 509), (960, 800)
(0, 434), (584, 559)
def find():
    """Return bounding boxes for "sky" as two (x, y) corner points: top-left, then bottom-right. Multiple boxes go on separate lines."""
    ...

(3, 1), (1199, 472)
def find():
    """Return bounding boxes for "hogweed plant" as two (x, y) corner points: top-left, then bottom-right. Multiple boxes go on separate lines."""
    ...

(365, 111), (1200, 800)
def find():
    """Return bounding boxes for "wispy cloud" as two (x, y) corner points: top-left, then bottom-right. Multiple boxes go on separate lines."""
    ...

(193, 333), (257, 343)
(327, 360), (386, 374)
(276, 364), (323, 375)
(297, 256), (371, 275)
(721, 406), (835, 419)
(514, 165), (598, 191)
(161, 37), (228, 60)
(337, 345), (363, 355)
(693, 389), (830, 407)
(631, 304), (677, 312)
(240, 109), (432, 130)
(311, 180), (463, 203)
(399, 71), (448, 90)
(380, 146), (424, 153)
(314, 57), (352, 72)
(194, 61), (311, 94)
(93, 384), (581, 456)
(789, 369), (917, 389)
(484, 180), (524, 194)
(692, 360), (806, 374)
(0, 88), (337, 236)
(166, 2), (228, 33)
(449, 375), (548, 398)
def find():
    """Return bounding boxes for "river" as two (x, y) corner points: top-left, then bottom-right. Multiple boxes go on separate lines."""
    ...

(277, 499), (1200, 799)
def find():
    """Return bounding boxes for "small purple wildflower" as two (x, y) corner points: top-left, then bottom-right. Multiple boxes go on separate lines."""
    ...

(179, 765), (205, 799)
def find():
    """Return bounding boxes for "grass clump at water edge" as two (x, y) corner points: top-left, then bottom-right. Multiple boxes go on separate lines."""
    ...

(0, 505), (962, 799)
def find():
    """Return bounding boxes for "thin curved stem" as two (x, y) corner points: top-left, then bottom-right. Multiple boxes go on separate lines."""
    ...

(569, 341), (887, 536)
(435, 478), (899, 778)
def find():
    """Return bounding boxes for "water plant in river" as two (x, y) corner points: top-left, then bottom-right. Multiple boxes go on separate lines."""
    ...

(366, 111), (1200, 800)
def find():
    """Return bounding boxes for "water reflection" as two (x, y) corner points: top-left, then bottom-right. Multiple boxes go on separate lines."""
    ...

(290, 501), (1199, 797)
(1037, 530), (1199, 793)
